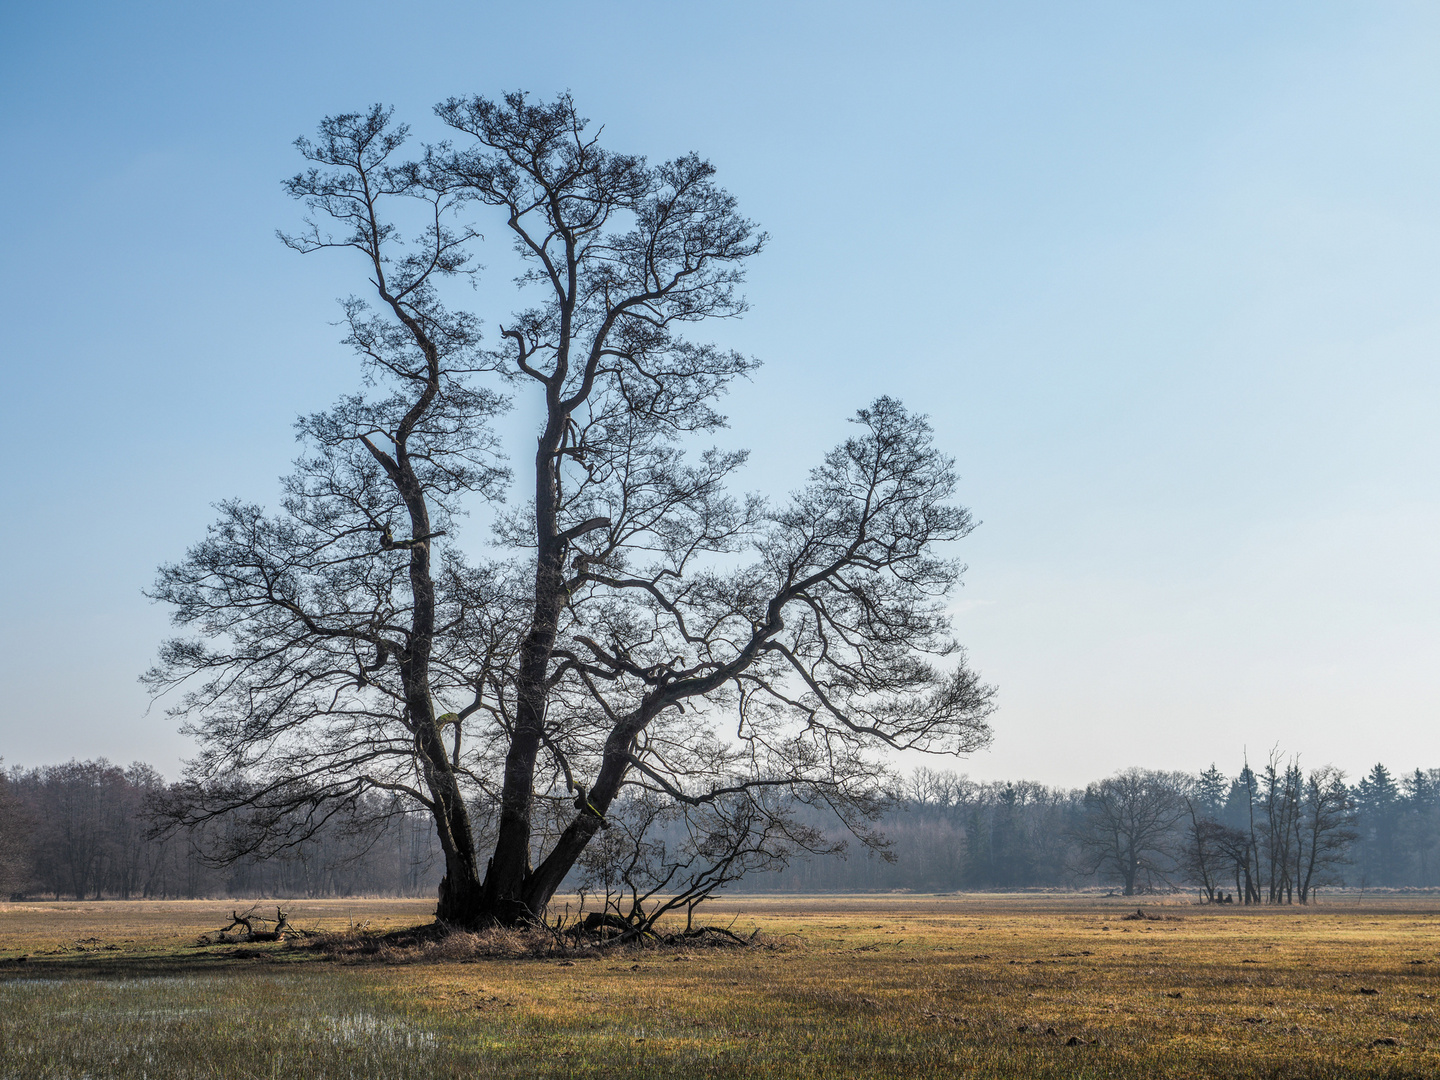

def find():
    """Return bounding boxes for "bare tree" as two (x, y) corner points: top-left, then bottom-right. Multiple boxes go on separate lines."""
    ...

(1177, 764), (1234, 902)
(1074, 769), (1185, 896)
(1180, 806), (1225, 903)
(572, 787), (832, 941)
(146, 104), (510, 918)
(148, 94), (995, 928)
(19, 760), (129, 899)
(1254, 753), (1306, 903)
(0, 765), (30, 898)
(1295, 765), (1356, 903)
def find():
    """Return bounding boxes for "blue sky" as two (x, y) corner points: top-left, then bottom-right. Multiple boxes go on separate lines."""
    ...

(1, 1), (1437, 786)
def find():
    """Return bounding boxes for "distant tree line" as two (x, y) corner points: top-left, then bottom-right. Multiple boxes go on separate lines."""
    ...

(1, 756), (1436, 901)
(747, 758), (1440, 901)
(0, 760), (441, 900)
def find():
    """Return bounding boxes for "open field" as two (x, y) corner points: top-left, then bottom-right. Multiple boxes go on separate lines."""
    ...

(3, 894), (1439, 1078)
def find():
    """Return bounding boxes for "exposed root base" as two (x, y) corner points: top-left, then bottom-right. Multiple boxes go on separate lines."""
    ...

(299, 918), (777, 963)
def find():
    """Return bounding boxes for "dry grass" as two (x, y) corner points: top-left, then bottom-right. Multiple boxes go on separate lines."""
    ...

(3, 892), (1439, 1077)
(0, 897), (434, 962)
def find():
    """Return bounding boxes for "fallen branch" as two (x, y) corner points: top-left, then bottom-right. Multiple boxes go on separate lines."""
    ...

(202, 905), (312, 944)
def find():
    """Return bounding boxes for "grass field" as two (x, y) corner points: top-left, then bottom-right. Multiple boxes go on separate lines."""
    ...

(3, 893), (1438, 1078)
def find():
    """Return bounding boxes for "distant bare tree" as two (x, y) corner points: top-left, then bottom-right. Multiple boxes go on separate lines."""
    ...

(1180, 807), (1230, 902)
(1295, 765), (1356, 903)
(19, 761), (126, 899)
(1074, 769), (1186, 896)
(1178, 764), (1235, 902)
(1217, 753), (1355, 905)
(0, 766), (30, 898)
(1256, 753), (1305, 903)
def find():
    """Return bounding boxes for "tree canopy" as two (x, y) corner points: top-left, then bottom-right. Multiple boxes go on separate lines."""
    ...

(148, 93), (995, 928)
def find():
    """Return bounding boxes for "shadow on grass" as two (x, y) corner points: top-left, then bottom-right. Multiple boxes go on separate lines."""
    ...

(0, 940), (343, 980)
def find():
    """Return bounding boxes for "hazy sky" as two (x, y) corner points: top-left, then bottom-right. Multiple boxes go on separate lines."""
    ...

(2, 1), (1437, 787)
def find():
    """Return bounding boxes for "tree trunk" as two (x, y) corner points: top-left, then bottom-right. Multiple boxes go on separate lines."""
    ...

(436, 862), (485, 925)
(431, 787), (485, 926)
(476, 617), (556, 924)
(477, 437), (569, 926)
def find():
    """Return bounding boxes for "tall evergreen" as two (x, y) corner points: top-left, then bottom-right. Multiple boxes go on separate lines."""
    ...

(1354, 764), (1401, 885)
(1195, 764), (1228, 816)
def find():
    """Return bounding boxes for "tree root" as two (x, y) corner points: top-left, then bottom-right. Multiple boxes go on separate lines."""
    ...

(291, 912), (767, 962)
(560, 911), (759, 950)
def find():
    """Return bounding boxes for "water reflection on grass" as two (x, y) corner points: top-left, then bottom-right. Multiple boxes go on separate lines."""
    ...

(1, 972), (454, 1079)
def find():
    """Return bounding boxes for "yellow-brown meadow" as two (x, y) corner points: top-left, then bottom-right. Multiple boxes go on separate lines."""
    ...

(2, 893), (1436, 1078)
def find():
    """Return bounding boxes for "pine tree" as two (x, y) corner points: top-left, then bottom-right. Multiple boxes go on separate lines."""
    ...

(1354, 764), (1401, 885)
